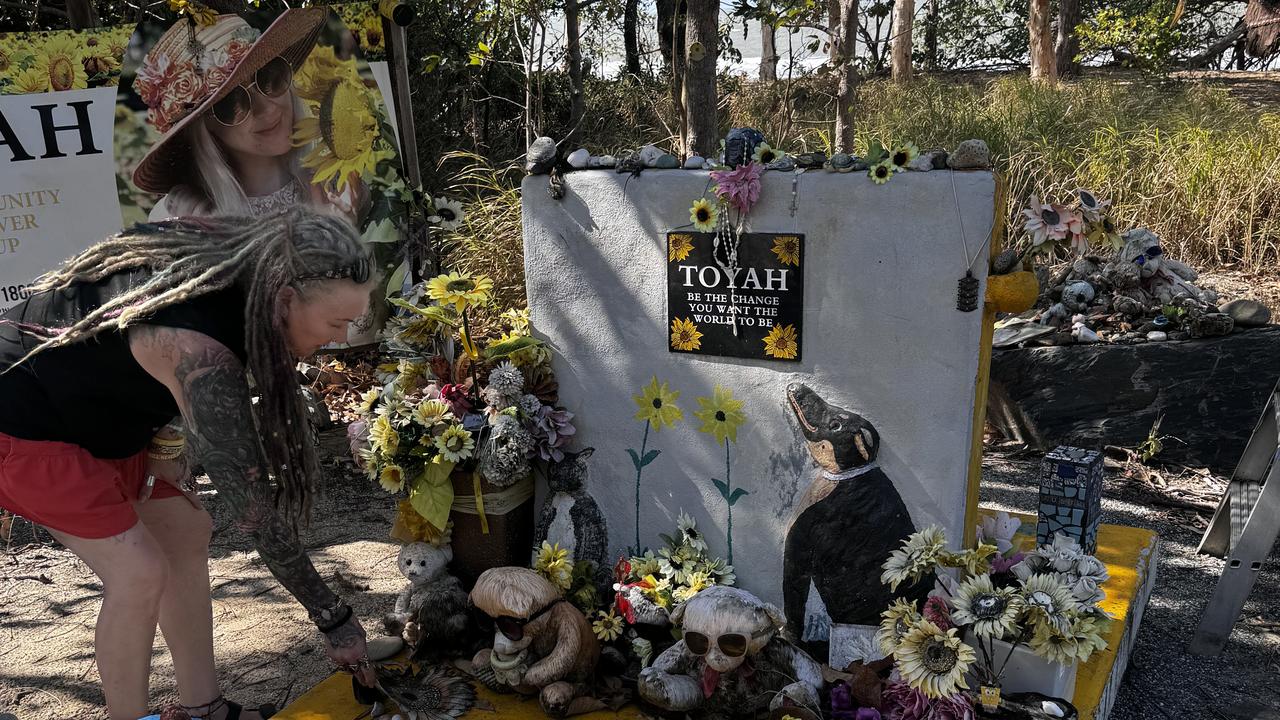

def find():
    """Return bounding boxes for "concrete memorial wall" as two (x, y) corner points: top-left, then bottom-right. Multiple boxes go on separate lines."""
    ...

(523, 168), (997, 655)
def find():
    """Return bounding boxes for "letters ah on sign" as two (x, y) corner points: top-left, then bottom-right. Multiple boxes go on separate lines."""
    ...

(666, 232), (804, 362)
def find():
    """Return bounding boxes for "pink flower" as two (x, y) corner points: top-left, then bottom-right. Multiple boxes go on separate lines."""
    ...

(439, 383), (472, 417)
(925, 693), (974, 720)
(710, 162), (763, 214)
(347, 420), (369, 465)
(881, 682), (929, 720)
(923, 595), (954, 631)
(991, 551), (1025, 576)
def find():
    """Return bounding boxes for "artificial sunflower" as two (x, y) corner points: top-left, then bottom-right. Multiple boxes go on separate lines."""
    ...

(877, 598), (921, 655)
(380, 464), (406, 493)
(670, 317), (703, 352)
(383, 663), (476, 720)
(693, 384), (746, 445)
(593, 609), (625, 642)
(1029, 615), (1107, 665)
(890, 142), (920, 170)
(434, 424), (475, 463)
(950, 574), (1023, 639)
(413, 399), (453, 429)
(426, 271), (494, 312)
(690, 198), (718, 233)
(771, 235), (800, 266)
(369, 415), (400, 456)
(431, 197), (465, 231)
(676, 510), (708, 552)
(669, 233), (695, 262)
(377, 396), (413, 427)
(881, 525), (947, 591)
(1020, 573), (1078, 633)
(752, 142), (783, 165)
(762, 323), (799, 360)
(869, 161), (894, 185)
(632, 376), (683, 430)
(893, 620), (975, 699)
(942, 542), (999, 576)
(33, 34), (88, 92)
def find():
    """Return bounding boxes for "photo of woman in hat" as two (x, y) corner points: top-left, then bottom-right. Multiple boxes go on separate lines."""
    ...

(130, 7), (367, 222)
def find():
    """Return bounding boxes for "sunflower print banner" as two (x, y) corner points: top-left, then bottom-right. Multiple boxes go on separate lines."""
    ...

(0, 26), (131, 96)
(666, 231), (805, 362)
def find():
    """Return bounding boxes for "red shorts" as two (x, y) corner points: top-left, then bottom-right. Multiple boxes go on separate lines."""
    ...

(0, 431), (183, 539)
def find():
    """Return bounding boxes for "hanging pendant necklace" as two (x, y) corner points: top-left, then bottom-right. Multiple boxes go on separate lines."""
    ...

(790, 168), (805, 217)
(950, 170), (994, 313)
(711, 205), (744, 336)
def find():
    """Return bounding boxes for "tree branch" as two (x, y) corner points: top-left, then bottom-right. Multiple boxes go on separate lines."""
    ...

(1184, 20), (1246, 68)
(0, 0), (67, 17)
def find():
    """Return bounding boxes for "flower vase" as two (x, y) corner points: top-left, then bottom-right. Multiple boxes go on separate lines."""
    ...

(968, 637), (1077, 699)
(448, 468), (535, 588)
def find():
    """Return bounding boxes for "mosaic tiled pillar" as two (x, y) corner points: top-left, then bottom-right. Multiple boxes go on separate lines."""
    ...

(1037, 445), (1104, 553)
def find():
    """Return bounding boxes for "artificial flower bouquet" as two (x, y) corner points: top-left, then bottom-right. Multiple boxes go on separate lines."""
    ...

(1022, 188), (1122, 257)
(874, 515), (1112, 714)
(349, 270), (573, 537)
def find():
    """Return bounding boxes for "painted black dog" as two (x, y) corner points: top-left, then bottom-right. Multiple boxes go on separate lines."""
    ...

(782, 383), (933, 656)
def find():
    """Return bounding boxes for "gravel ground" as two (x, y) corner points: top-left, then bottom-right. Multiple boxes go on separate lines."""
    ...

(980, 447), (1280, 718)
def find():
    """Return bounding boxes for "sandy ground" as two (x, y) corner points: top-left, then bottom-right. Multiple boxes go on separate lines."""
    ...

(4, 437), (1280, 718)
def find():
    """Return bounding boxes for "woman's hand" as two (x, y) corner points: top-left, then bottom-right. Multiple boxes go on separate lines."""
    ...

(324, 612), (377, 687)
(139, 453), (200, 508)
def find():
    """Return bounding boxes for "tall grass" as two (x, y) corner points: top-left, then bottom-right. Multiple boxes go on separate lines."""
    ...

(445, 72), (1280, 297)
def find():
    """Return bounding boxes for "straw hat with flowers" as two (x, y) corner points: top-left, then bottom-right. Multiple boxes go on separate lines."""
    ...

(131, 7), (326, 194)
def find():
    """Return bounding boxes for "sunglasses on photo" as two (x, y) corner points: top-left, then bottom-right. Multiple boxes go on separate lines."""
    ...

(477, 598), (566, 643)
(211, 57), (294, 127)
(683, 626), (775, 658)
(1132, 245), (1163, 266)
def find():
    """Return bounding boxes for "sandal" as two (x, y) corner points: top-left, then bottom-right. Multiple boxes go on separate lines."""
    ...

(162, 696), (278, 720)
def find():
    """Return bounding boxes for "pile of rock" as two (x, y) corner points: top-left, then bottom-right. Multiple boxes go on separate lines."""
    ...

(1004, 228), (1273, 347)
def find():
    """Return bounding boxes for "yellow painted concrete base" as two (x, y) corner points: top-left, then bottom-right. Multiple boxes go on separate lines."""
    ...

(279, 517), (1157, 720)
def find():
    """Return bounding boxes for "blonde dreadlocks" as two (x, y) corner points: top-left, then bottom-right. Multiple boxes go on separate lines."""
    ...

(9, 206), (373, 524)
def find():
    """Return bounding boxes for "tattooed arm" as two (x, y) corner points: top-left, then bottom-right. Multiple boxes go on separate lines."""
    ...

(130, 325), (372, 670)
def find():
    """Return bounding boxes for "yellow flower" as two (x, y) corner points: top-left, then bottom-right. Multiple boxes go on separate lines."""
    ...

(751, 142), (783, 165)
(894, 619), (975, 699)
(771, 235), (800, 266)
(890, 142), (920, 169)
(951, 574), (1023, 640)
(356, 388), (380, 415)
(413, 399), (453, 429)
(633, 376), (683, 431)
(694, 384), (746, 445)
(359, 15), (385, 53)
(669, 233), (695, 262)
(869, 161), (894, 185)
(167, 0), (217, 26)
(690, 198), (718, 232)
(670, 317), (703, 352)
(593, 609), (624, 642)
(11, 67), (49, 94)
(426, 271), (494, 312)
(292, 76), (389, 191)
(293, 45), (353, 99)
(379, 464), (406, 493)
(762, 323), (799, 360)
(877, 598), (921, 656)
(33, 35), (88, 92)
(369, 415), (400, 456)
(534, 542), (573, 591)
(501, 307), (531, 334)
(434, 424), (474, 463)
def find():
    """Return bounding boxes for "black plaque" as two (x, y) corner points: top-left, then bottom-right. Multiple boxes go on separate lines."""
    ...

(666, 231), (804, 361)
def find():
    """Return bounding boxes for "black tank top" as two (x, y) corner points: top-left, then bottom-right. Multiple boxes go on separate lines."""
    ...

(0, 269), (248, 459)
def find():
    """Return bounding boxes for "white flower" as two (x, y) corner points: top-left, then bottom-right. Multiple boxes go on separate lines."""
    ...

(519, 394), (543, 417)
(677, 511), (708, 552)
(1070, 575), (1105, 607)
(976, 512), (1022, 555)
(1043, 533), (1085, 573)
(488, 361), (524, 395)
(431, 197), (466, 231)
(1074, 555), (1109, 581)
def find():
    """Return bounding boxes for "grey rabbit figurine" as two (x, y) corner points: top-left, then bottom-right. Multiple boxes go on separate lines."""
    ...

(534, 447), (609, 581)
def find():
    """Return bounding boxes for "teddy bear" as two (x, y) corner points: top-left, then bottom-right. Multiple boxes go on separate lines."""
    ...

(382, 540), (470, 662)
(638, 586), (823, 720)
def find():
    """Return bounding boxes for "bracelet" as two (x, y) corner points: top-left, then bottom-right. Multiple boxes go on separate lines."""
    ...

(148, 446), (184, 461)
(150, 436), (186, 449)
(316, 604), (354, 634)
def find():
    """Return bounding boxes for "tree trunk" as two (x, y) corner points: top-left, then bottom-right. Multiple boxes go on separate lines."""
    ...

(833, 0), (859, 152)
(1028, 0), (1056, 82)
(1055, 0), (1082, 78)
(624, 0), (643, 76)
(565, 0), (585, 145)
(65, 0), (99, 29)
(828, 0), (841, 57)
(891, 0), (914, 82)
(684, 0), (718, 158)
(760, 18), (779, 80)
(657, 0), (686, 70)
(924, 0), (938, 70)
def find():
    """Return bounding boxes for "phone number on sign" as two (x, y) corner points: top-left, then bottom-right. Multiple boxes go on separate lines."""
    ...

(1, 284), (33, 304)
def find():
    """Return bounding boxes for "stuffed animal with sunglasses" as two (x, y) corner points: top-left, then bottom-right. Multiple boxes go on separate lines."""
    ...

(638, 586), (823, 720)
(469, 567), (600, 717)
(383, 540), (470, 663)
(1102, 228), (1217, 313)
